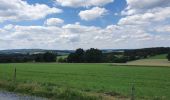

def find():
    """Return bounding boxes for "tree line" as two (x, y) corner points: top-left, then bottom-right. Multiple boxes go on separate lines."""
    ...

(65, 47), (170, 63)
(0, 52), (56, 63)
(124, 47), (170, 61)
(0, 47), (170, 63)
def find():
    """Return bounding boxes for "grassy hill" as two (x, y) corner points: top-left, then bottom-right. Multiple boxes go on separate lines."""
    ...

(121, 54), (170, 67)
(147, 54), (167, 59)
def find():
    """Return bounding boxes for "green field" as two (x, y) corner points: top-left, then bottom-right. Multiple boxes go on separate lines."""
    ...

(147, 54), (168, 59)
(57, 55), (68, 59)
(0, 63), (169, 100)
(123, 54), (170, 67)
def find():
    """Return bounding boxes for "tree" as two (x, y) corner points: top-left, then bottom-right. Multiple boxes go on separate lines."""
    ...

(43, 52), (56, 62)
(75, 48), (85, 63)
(67, 53), (77, 63)
(67, 48), (85, 63)
(167, 52), (170, 61)
(34, 52), (56, 62)
(102, 53), (117, 63)
(34, 54), (44, 62)
(85, 48), (103, 63)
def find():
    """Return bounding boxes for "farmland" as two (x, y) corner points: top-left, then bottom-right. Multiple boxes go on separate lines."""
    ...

(0, 63), (169, 100)
(147, 54), (167, 59)
(122, 54), (170, 67)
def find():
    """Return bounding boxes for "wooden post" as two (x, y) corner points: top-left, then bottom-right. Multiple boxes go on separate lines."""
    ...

(131, 83), (135, 100)
(13, 67), (16, 83)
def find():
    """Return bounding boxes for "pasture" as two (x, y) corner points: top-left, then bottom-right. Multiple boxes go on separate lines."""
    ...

(147, 54), (167, 59)
(121, 54), (170, 67)
(124, 59), (170, 67)
(0, 63), (169, 100)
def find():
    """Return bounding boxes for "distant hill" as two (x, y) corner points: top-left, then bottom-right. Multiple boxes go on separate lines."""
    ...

(0, 47), (168, 56)
(0, 49), (127, 55)
(0, 49), (74, 55)
(147, 54), (168, 59)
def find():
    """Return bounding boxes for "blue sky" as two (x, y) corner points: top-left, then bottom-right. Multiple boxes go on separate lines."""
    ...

(0, 0), (126, 27)
(0, 0), (170, 50)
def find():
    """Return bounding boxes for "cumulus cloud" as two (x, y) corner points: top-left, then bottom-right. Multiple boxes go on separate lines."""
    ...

(0, 22), (170, 50)
(0, 0), (170, 50)
(119, 0), (170, 29)
(55, 0), (114, 7)
(122, 0), (170, 15)
(79, 7), (108, 21)
(45, 18), (64, 26)
(114, 0), (170, 48)
(154, 25), (170, 33)
(0, 0), (62, 22)
(127, 0), (170, 9)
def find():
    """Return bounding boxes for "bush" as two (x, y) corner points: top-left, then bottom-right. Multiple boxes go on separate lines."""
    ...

(58, 58), (67, 63)
(113, 57), (127, 63)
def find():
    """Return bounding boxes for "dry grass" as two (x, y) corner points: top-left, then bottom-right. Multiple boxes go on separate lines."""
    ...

(115, 59), (170, 67)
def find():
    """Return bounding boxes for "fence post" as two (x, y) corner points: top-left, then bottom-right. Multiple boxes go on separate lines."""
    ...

(13, 67), (16, 83)
(131, 83), (135, 100)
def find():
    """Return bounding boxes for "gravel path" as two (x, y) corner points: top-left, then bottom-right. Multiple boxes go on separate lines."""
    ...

(0, 91), (48, 100)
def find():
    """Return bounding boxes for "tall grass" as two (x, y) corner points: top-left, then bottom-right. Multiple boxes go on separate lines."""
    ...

(0, 80), (101, 100)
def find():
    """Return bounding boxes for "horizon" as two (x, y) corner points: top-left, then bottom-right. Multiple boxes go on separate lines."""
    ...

(0, 46), (170, 51)
(0, 0), (170, 49)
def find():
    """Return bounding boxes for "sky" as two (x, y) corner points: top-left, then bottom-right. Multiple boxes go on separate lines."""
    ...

(0, 0), (170, 50)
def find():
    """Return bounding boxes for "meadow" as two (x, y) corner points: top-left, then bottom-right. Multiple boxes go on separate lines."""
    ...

(147, 54), (168, 59)
(120, 54), (170, 67)
(0, 63), (169, 100)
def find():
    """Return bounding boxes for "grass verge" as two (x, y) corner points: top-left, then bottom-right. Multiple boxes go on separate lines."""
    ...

(0, 80), (103, 100)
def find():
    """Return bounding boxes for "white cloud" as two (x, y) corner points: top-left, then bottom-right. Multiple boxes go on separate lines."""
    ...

(0, 23), (170, 50)
(126, 0), (170, 9)
(0, 0), (170, 50)
(122, 0), (170, 15)
(0, 0), (62, 22)
(115, 0), (170, 48)
(119, 13), (154, 25)
(45, 18), (64, 26)
(55, 0), (114, 7)
(119, 0), (170, 27)
(154, 25), (170, 33)
(79, 7), (108, 21)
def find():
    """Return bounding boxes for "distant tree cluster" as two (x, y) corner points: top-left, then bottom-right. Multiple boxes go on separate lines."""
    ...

(67, 48), (103, 63)
(124, 47), (170, 61)
(0, 53), (33, 63)
(67, 48), (127, 63)
(67, 47), (170, 63)
(167, 52), (170, 61)
(1, 47), (170, 63)
(34, 52), (57, 62)
(0, 52), (57, 63)
(103, 52), (127, 63)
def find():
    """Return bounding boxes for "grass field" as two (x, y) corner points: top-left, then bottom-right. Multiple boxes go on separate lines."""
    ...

(121, 54), (170, 67)
(57, 55), (68, 59)
(124, 59), (170, 67)
(147, 54), (168, 59)
(0, 63), (169, 100)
